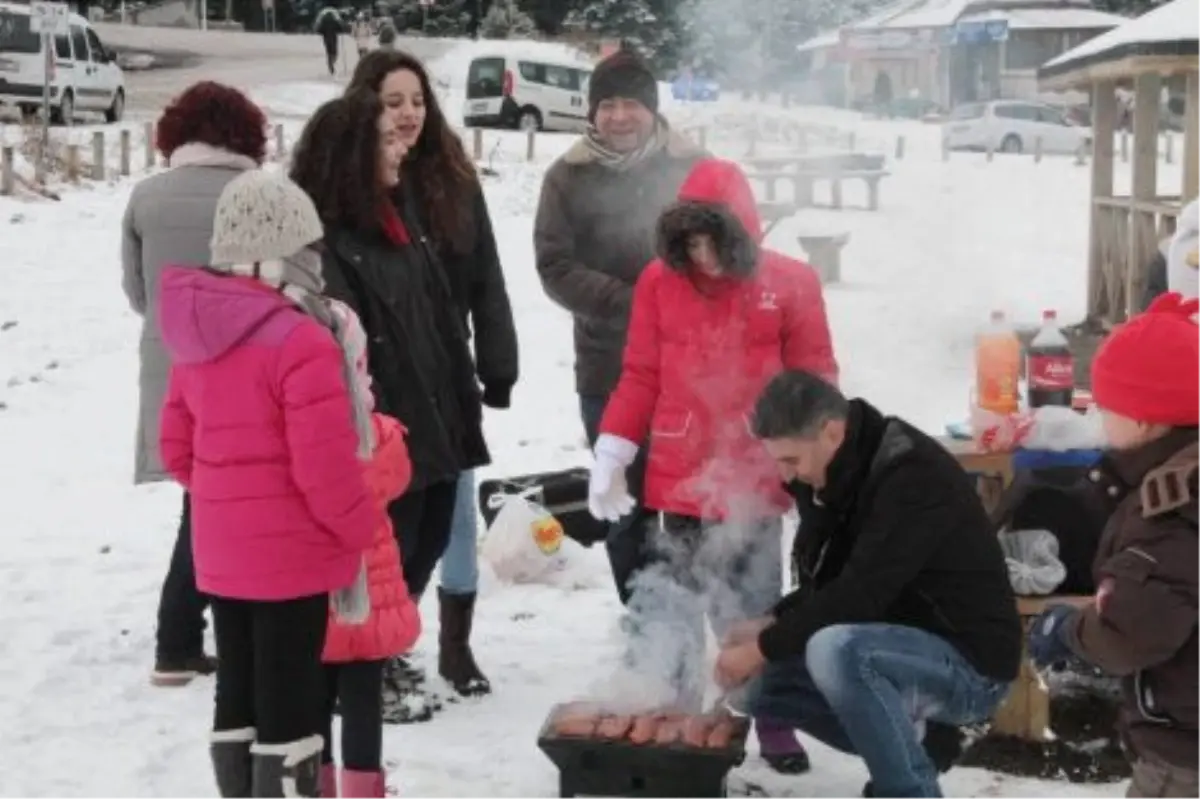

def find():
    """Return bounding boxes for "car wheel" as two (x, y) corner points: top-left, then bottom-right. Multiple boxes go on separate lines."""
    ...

(51, 90), (74, 126)
(105, 89), (125, 123)
(1000, 134), (1022, 154)
(516, 108), (542, 132)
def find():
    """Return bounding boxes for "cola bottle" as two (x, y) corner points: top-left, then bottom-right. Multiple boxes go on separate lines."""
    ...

(1026, 309), (1074, 409)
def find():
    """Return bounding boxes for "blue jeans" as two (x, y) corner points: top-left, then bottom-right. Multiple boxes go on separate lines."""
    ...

(750, 623), (1010, 797)
(625, 514), (783, 711)
(579, 394), (654, 605)
(439, 469), (479, 595)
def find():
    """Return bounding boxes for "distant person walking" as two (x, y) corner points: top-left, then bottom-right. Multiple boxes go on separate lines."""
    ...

(351, 11), (372, 59)
(314, 5), (345, 76)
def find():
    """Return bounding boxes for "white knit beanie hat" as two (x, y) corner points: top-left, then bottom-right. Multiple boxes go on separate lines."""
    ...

(210, 170), (324, 267)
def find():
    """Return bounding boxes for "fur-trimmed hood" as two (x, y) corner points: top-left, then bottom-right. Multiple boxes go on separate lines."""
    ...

(656, 158), (761, 279)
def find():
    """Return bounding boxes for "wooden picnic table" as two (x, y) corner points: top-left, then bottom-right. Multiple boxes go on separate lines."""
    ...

(744, 152), (891, 212)
(939, 436), (1092, 742)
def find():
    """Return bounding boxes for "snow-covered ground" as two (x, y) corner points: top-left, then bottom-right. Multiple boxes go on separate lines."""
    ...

(0, 39), (1175, 797)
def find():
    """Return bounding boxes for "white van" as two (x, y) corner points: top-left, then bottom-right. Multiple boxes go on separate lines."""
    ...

(0, 2), (126, 124)
(462, 53), (592, 133)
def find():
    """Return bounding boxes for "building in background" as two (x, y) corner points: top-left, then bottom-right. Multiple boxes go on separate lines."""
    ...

(795, 0), (1129, 112)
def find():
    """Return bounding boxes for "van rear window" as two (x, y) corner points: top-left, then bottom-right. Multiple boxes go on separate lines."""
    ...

(0, 11), (40, 54)
(467, 57), (504, 100)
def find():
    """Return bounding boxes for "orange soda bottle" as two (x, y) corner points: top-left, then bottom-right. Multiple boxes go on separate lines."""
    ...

(975, 310), (1021, 415)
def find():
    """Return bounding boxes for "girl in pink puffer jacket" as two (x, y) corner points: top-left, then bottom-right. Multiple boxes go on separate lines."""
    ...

(158, 170), (378, 798)
(318, 302), (421, 799)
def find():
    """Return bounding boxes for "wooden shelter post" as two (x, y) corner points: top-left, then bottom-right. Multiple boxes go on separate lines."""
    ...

(1127, 73), (1162, 315)
(1088, 82), (1117, 322)
(1183, 71), (1198, 202)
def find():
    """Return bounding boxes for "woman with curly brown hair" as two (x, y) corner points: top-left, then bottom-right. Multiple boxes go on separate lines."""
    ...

(290, 87), (502, 725)
(120, 80), (268, 689)
(345, 49), (518, 703)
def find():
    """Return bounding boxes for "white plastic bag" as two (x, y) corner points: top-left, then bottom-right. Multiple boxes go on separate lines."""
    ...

(999, 528), (1066, 595)
(480, 487), (572, 584)
(1022, 406), (1107, 452)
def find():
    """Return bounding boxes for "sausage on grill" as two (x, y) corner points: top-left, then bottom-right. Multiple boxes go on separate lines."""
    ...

(681, 715), (716, 747)
(628, 714), (660, 744)
(551, 703), (598, 738)
(653, 716), (684, 745)
(705, 718), (735, 749)
(595, 714), (634, 739)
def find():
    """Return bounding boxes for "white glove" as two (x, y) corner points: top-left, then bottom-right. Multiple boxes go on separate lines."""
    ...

(588, 434), (639, 522)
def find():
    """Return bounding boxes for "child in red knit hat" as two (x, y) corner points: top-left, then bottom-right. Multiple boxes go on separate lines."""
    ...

(1027, 292), (1198, 798)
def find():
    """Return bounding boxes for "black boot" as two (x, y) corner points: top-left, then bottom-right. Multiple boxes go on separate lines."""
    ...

(210, 727), (254, 798)
(250, 735), (323, 797)
(437, 589), (491, 697)
(381, 656), (440, 724)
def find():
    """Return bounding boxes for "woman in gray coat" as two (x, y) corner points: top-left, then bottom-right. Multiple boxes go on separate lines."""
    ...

(120, 81), (268, 686)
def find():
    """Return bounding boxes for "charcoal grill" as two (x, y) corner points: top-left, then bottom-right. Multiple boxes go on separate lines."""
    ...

(536, 704), (750, 798)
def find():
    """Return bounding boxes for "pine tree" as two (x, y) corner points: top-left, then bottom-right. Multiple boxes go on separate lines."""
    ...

(565, 0), (666, 58)
(481, 0), (537, 38)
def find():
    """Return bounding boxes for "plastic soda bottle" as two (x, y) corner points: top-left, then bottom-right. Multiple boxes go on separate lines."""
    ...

(975, 310), (1021, 415)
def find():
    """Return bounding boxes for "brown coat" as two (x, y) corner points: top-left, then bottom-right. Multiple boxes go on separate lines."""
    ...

(533, 128), (705, 396)
(1066, 428), (1199, 769)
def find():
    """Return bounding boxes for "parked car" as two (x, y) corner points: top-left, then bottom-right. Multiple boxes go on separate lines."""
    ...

(462, 52), (591, 133)
(0, 1), (125, 124)
(942, 100), (1091, 155)
(671, 74), (720, 102)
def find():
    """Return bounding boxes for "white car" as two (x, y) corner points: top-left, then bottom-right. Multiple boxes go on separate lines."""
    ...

(462, 53), (592, 134)
(942, 100), (1091, 156)
(0, 1), (126, 124)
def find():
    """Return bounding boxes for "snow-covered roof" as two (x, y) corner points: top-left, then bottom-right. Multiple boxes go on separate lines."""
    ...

(1040, 0), (1198, 84)
(796, 0), (1119, 51)
(957, 6), (1127, 31)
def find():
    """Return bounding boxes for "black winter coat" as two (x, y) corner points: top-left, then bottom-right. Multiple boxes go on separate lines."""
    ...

(401, 179), (519, 409)
(759, 399), (1023, 683)
(320, 199), (489, 492)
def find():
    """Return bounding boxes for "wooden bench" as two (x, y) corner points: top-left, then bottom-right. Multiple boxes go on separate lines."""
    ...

(757, 200), (802, 236)
(939, 436), (1093, 741)
(797, 233), (850, 284)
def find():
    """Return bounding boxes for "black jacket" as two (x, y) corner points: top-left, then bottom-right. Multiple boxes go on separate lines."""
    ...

(320, 210), (489, 492)
(758, 399), (1023, 683)
(402, 180), (519, 408)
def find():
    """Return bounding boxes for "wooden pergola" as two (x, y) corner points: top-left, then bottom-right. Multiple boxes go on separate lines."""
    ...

(1039, 0), (1198, 326)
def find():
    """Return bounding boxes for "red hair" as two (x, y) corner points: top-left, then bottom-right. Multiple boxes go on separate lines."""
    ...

(155, 81), (268, 163)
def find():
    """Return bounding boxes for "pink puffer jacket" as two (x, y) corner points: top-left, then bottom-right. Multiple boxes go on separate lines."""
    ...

(323, 413), (421, 663)
(158, 266), (377, 601)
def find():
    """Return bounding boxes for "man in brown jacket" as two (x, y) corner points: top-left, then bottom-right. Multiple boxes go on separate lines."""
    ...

(1029, 293), (1198, 798)
(533, 46), (704, 604)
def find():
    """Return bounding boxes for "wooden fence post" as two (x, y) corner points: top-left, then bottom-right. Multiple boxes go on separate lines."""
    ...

(698, 126), (708, 150)
(275, 124), (286, 159)
(144, 121), (155, 170)
(525, 129), (536, 162)
(91, 131), (106, 180)
(66, 143), (81, 183)
(472, 128), (483, 160)
(895, 135), (905, 160)
(119, 129), (131, 176)
(1033, 137), (1043, 163)
(0, 146), (12, 195)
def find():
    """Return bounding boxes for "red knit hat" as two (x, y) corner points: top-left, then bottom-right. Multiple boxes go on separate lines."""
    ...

(1092, 293), (1199, 426)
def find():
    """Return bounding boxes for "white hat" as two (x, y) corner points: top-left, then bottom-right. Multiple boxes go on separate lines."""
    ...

(210, 170), (324, 267)
(1167, 198), (1198, 301)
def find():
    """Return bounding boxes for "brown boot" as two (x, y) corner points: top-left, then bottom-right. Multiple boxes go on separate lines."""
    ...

(437, 589), (491, 697)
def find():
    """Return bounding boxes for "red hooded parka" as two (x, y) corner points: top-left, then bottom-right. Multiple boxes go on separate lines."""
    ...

(599, 158), (839, 521)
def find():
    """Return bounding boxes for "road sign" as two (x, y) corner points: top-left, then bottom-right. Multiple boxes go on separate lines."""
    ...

(29, 1), (69, 36)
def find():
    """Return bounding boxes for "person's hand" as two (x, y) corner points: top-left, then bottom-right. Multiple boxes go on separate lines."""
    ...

(721, 617), (774, 648)
(714, 641), (766, 691)
(587, 434), (637, 522)
(1028, 604), (1078, 669)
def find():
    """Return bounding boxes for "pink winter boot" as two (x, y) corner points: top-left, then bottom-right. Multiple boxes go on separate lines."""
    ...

(340, 769), (386, 798)
(319, 763), (338, 797)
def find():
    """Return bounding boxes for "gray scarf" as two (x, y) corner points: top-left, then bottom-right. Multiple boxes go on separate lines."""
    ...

(213, 248), (376, 458)
(583, 115), (671, 172)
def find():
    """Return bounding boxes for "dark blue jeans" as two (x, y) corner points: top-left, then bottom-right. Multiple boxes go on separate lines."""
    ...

(579, 394), (653, 606)
(750, 623), (1010, 797)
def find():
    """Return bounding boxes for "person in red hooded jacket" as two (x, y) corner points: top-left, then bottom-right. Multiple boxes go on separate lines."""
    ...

(587, 157), (838, 774)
